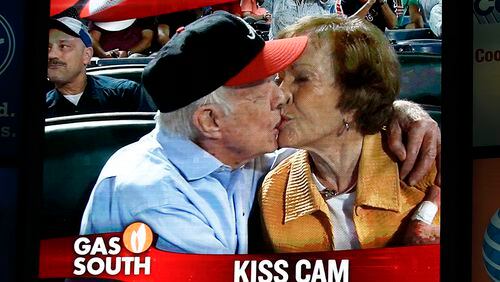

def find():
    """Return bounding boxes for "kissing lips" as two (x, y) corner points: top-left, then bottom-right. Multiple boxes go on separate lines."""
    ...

(278, 115), (291, 131)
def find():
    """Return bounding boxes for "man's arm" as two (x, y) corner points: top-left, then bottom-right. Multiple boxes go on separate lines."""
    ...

(89, 29), (119, 58)
(157, 23), (171, 46)
(387, 100), (441, 185)
(404, 184), (440, 245)
(349, 0), (377, 19)
(379, 0), (398, 29)
(125, 28), (154, 56)
(136, 207), (235, 254)
(407, 4), (425, 29)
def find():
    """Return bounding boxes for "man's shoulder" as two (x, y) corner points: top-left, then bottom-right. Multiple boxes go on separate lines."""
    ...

(88, 75), (140, 90)
(98, 133), (185, 187)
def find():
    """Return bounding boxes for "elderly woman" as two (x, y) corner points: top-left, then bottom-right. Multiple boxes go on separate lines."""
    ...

(259, 14), (440, 252)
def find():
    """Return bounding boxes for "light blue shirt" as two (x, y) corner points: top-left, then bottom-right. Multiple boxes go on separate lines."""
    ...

(80, 126), (291, 254)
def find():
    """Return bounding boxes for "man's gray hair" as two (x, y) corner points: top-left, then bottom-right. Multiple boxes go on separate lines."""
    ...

(156, 86), (233, 140)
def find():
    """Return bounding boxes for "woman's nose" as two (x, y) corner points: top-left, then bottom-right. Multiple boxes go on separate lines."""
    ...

(273, 86), (292, 111)
(278, 78), (293, 108)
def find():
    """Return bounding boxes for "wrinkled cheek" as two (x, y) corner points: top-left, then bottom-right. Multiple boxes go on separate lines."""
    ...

(278, 127), (298, 147)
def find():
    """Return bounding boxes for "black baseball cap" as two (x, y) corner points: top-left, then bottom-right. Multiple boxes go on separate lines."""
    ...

(142, 11), (308, 113)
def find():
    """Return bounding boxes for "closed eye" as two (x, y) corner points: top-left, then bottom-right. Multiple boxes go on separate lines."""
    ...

(274, 75), (283, 86)
(295, 76), (309, 83)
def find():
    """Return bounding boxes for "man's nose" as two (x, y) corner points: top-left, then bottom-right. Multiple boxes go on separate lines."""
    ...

(48, 46), (59, 59)
(273, 86), (291, 111)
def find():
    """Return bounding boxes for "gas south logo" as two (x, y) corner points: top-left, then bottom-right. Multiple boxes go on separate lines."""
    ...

(123, 222), (154, 253)
(73, 222), (153, 276)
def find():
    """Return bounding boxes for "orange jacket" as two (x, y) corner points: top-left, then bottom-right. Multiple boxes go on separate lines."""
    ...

(259, 133), (438, 253)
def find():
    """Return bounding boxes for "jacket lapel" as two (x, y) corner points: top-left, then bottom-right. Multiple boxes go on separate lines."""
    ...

(283, 150), (331, 224)
(355, 133), (401, 211)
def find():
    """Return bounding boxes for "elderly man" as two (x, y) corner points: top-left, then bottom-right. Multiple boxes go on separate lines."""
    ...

(46, 17), (156, 118)
(80, 11), (440, 254)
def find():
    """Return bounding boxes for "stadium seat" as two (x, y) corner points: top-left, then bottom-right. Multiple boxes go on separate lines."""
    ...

(89, 57), (153, 68)
(385, 28), (437, 42)
(87, 64), (145, 83)
(393, 39), (441, 55)
(398, 54), (441, 105)
(42, 113), (156, 238)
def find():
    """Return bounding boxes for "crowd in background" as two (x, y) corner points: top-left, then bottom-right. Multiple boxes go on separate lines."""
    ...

(46, 0), (441, 118)
(55, 0), (442, 59)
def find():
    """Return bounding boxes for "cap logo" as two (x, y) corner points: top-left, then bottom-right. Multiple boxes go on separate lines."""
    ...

(236, 17), (256, 40)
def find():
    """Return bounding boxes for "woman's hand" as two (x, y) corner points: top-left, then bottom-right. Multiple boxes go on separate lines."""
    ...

(403, 185), (440, 245)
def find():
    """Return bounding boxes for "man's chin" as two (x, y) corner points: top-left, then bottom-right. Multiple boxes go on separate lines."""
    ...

(47, 74), (64, 84)
(277, 135), (290, 149)
(254, 140), (278, 156)
(265, 140), (279, 153)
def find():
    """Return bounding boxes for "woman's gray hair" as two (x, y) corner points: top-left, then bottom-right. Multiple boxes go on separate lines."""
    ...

(156, 86), (233, 140)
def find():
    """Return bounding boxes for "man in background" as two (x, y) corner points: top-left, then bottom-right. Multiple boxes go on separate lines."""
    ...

(46, 17), (156, 118)
(89, 17), (155, 58)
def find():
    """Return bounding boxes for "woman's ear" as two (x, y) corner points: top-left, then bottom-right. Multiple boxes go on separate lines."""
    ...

(337, 109), (357, 136)
(192, 105), (224, 139)
(344, 110), (356, 124)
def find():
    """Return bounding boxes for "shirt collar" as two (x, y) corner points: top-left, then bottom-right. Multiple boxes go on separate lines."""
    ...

(283, 133), (401, 223)
(155, 126), (226, 181)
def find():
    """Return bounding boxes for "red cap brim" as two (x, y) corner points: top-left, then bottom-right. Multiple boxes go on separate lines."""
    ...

(225, 36), (308, 86)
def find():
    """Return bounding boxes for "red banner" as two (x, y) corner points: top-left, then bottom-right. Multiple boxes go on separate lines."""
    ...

(50, 0), (79, 16)
(80, 0), (239, 22)
(39, 233), (439, 281)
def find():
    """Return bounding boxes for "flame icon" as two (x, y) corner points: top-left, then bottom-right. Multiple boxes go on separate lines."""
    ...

(123, 222), (153, 254)
(131, 224), (146, 253)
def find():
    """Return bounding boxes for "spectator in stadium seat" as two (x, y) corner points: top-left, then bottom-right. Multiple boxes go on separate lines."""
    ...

(152, 10), (202, 52)
(241, 0), (272, 23)
(336, 0), (403, 31)
(263, 0), (333, 39)
(80, 11), (440, 254)
(89, 17), (155, 58)
(46, 17), (156, 118)
(405, 0), (441, 37)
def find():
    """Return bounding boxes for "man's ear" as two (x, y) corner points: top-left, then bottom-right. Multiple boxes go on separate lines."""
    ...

(192, 104), (225, 139)
(83, 47), (93, 65)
